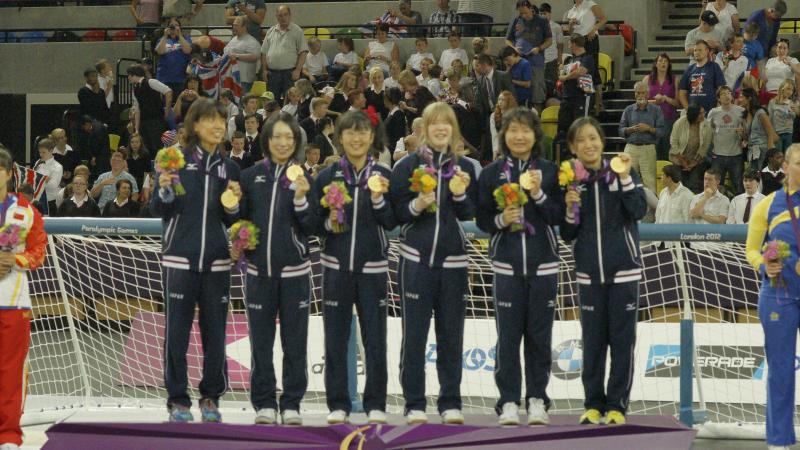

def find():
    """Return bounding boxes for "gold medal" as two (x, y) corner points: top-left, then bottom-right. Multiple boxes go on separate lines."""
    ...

(221, 189), (238, 209)
(367, 174), (384, 193)
(610, 156), (630, 174)
(449, 176), (466, 195)
(519, 171), (534, 190)
(286, 164), (304, 182)
(795, 260), (800, 276)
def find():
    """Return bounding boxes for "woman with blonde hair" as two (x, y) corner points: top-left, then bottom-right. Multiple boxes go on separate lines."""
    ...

(330, 72), (358, 115)
(50, 128), (78, 183)
(397, 69), (435, 122)
(365, 66), (387, 118)
(388, 102), (477, 425)
(767, 78), (798, 152)
(490, 91), (519, 159)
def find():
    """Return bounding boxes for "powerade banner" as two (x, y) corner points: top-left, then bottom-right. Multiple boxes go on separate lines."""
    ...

(645, 345), (765, 379)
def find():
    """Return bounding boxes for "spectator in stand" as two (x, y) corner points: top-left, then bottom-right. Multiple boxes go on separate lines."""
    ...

(50, 128), (78, 185)
(313, 116), (336, 161)
(716, 34), (748, 92)
(393, 117), (422, 162)
(77, 115), (111, 179)
(78, 67), (111, 125)
(703, 0), (739, 45)
(220, 89), (239, 123)
(155, 18), (192, 97)
(260, 5), (309, 104)
(555, 34), (595, 149)
(407, 38), (435, 74)
(330, 72), (358, 115)
(619, 81), (666, 193)
(229, 131), (254, 169)
(330, 38), (358, 82)
(384, 87), (407, 154)
(365, 67), (387, 119)
(678, 40), (725, 112)
(227, 94), (261, 140)
(760, 147), (785, 195)
(500, 46), (532, 107)
(563, 0), (606, 112)
(727, 169), (764, 224)
(439, 33), (468, 77)
(398, 69), (436, 123)
(174, 74), (206, 124)
(742, 22), (765, 74)
(224, 0), (266, 41)
(302, 37), (329, 84)
(389, 0), (424, 37)
(225, 16), (262, 94)
(347, 90), (367, 112)
(442, 67), (472, 107)
(708, 85), (746, 195)
(300, 97), (330, 143)
(768, 79), (798, 152)
(281, 87), (301, 117)
(506, 0), (551, 112)
(744, 0), (786, 57)
(127, 65), (172, 155)
(130, 0), (162, 39)
(57, 175), (100, 217)
(243, 113), (261, 158)
(689, 167), (730, 224)
(644, 54), (679, 161)
(490, 91), (518, 159)
(456, 0), (493, 38)
(685, 11), (723, 64)
(540, 3), (564, 99)
(103, 179), (140, 218)
(429, 0), (458, 38)
(655, 164), (694, 226)
(670, 103), (712, 193)
(740, 87), (778, 170)
(95, 59), (115, 111)
(365, 23), (399, 78)
(126, 133), (150, 190)
(303, 143), (321, 176)
(472, 53), (513, 160)
(56, 165), (90, 208)
(33, 138), (63, 215)
(763, 40), (800, 103)
(91, 149), (139, 211)
(418, 60), (443, 98)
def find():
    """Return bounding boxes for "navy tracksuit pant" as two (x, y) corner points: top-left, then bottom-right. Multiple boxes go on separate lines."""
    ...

(245, 274), (311, 412)
(493, 273), (557, 414)
(578, 281), (639, 414)
(399, 258), (468, 414)
(322, 269), (388, 413)
(163, 268), (231, 408)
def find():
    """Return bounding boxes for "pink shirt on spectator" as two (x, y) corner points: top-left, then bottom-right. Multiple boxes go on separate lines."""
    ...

(649, 75), (678, 122)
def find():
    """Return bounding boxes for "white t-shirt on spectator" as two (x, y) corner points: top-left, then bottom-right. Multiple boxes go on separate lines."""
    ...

(764, 57), (800, 93)
(564, 0), (598, 37)
(705, 2), (738, 42)
(439, 48), (469, 73)
(333, 51), (359, 66)
(407, 51), (435, 72)
(224, 33), (262, 83)
(35, 158), (63, 204)
(689, 190), (730, 224)
(715, 52), (748, 89)
(545, 19), (564, 64)
(98, 75), (114, 108)
(304, 50), (329, 77)
(655, 182), (694, 225)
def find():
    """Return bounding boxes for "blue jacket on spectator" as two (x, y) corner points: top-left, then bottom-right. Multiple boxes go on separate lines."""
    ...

(314, 159), (397, 274)
(151, 146), (241, 272)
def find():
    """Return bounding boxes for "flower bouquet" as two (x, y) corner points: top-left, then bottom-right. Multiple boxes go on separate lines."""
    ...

(558, 159), (589, 224)
(762, 240), (791, 287)
(0, 224), (26, 251)
(493, 183), (533, 234)
(409, 167), (438, 212)
(321, 181), (352, 233)
(229, 220), (259, 270)
(154, 147), (186, 195)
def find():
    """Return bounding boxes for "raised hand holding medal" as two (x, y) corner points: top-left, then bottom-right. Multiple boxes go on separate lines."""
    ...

(220, 180), (241, 209)
(520, 169), (542, 196)
(449, 167), (470, 196)
(610, 154), (632, 177)
(367, 174), (389, 199)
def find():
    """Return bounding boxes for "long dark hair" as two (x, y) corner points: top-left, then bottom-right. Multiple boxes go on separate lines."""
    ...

(334, 110), (385, 157)
(183, 98), (228, 150)
(259, 111), (304, 161)
(498, 107), (544, 159)
(740, 87), (764, 114)
(648, 53), (674, 85)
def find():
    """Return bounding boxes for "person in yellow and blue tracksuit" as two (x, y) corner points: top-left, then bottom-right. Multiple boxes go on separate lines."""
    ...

(746, 143), (800, 450)
(236, 112), (320, 426)
(560, 117), (647, 426)
(313, 110), (397, 426)
(388, 102), (477, 425)
(476, 107), (564, 426)
(151, 98), (242, 423)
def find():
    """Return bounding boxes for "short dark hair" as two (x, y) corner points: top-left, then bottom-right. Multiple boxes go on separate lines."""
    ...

(499, 46), (520, 60)
(375, 23), (389, 34)
(115, 178), (133, 191)
(337, 37), (354, 52)
(447, 30), (461, 39)
(244, 113), (260, 123)
(334, 110), (385, 156)
(570, 33), (586, 48)
(743, 168), (760, 181)
(347, 89), (364, 106)
(415, 37), (428, 44)
(305, 143), (320, 152)
(80, 115), (94, 126)
(662, 164), (682, 183)
(475, 53), (494, 67)
(126, 65), (146, 77)
(231, 131), (245, 140)
(260, 112), (303, 161)
(540, 2), (552, 13)
(37, 138), (54, 150)
(686, 103), (704, 124)
(83, 67), (97, 78)
(705, 167), (722, 182)
(694, 39), (709, 50)
(384, 86), (403, 106)
(567, 116), (606, 148)
(183, 98), (228, 150)
(428, 64), (442, 79)
(241, 94), (259, 106)
(745, 21), (760, 36)
(498, 107), (544, 158)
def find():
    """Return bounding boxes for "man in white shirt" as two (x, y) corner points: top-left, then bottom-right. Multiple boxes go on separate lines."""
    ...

(656, 164), (694, 225)
(689, 167), (730, 224)
(727, 169), (765, 224)
(715, 34), (748, 91)
(540, 3), (563, 98)
(225, 16), (262, 94)
(34, 138), (64, 216)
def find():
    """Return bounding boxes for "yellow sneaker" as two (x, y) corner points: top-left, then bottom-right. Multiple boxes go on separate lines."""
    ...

(605, 410), (626, 425)
(579, 409), (602, 425)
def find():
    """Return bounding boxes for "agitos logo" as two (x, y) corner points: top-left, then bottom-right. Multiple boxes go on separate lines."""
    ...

(645, 345), (767, 379)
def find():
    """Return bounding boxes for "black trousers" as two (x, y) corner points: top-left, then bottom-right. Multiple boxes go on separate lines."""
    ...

(140, 117), (167, 156)
(556, 95), (592, 155)
(322, 269), (388, 413)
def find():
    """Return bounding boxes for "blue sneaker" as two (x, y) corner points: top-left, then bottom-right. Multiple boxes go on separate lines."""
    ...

(200, 398), (222, 423)
(168, 404), (194, 422)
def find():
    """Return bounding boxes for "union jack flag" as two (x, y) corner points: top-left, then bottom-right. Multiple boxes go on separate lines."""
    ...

(12, 163), (48, 202)
(191, 54), (243, 101)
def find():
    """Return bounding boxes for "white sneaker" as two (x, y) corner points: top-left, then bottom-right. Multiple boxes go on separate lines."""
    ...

(441, 409), (464, 424)
(527, 398), (550, 425)
(405, 409), (428, 424)
(254, 408), (277, 424)
(368, 410), (387, 424)
(498, 402), (520, 426)
(281, 409), (303, 425)
(0, 444), (21, 450)
(767, 446), (790, 450)
(326, 409), (349, 424)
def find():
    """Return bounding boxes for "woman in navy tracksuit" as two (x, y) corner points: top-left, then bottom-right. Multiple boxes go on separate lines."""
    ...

(237, 112), (319, 426)
(151, 98), (242, 423)
(476, 107), (563, 426)
(560, 117), (646, 426)
(313, 111), (397, 425)
(388, 102), (477, 425)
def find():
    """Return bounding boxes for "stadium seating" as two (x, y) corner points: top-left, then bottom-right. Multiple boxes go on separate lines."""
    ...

(108, 133), (120, 151)
(111, 29), (136, 42)
(598, 52), (613, 91)
(82, 29), (107, 42)
(540, 105), (559, 140)
(304, 27), (332, 40)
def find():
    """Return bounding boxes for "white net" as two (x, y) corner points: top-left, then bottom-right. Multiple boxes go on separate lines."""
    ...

(25, 229), (775, 433)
